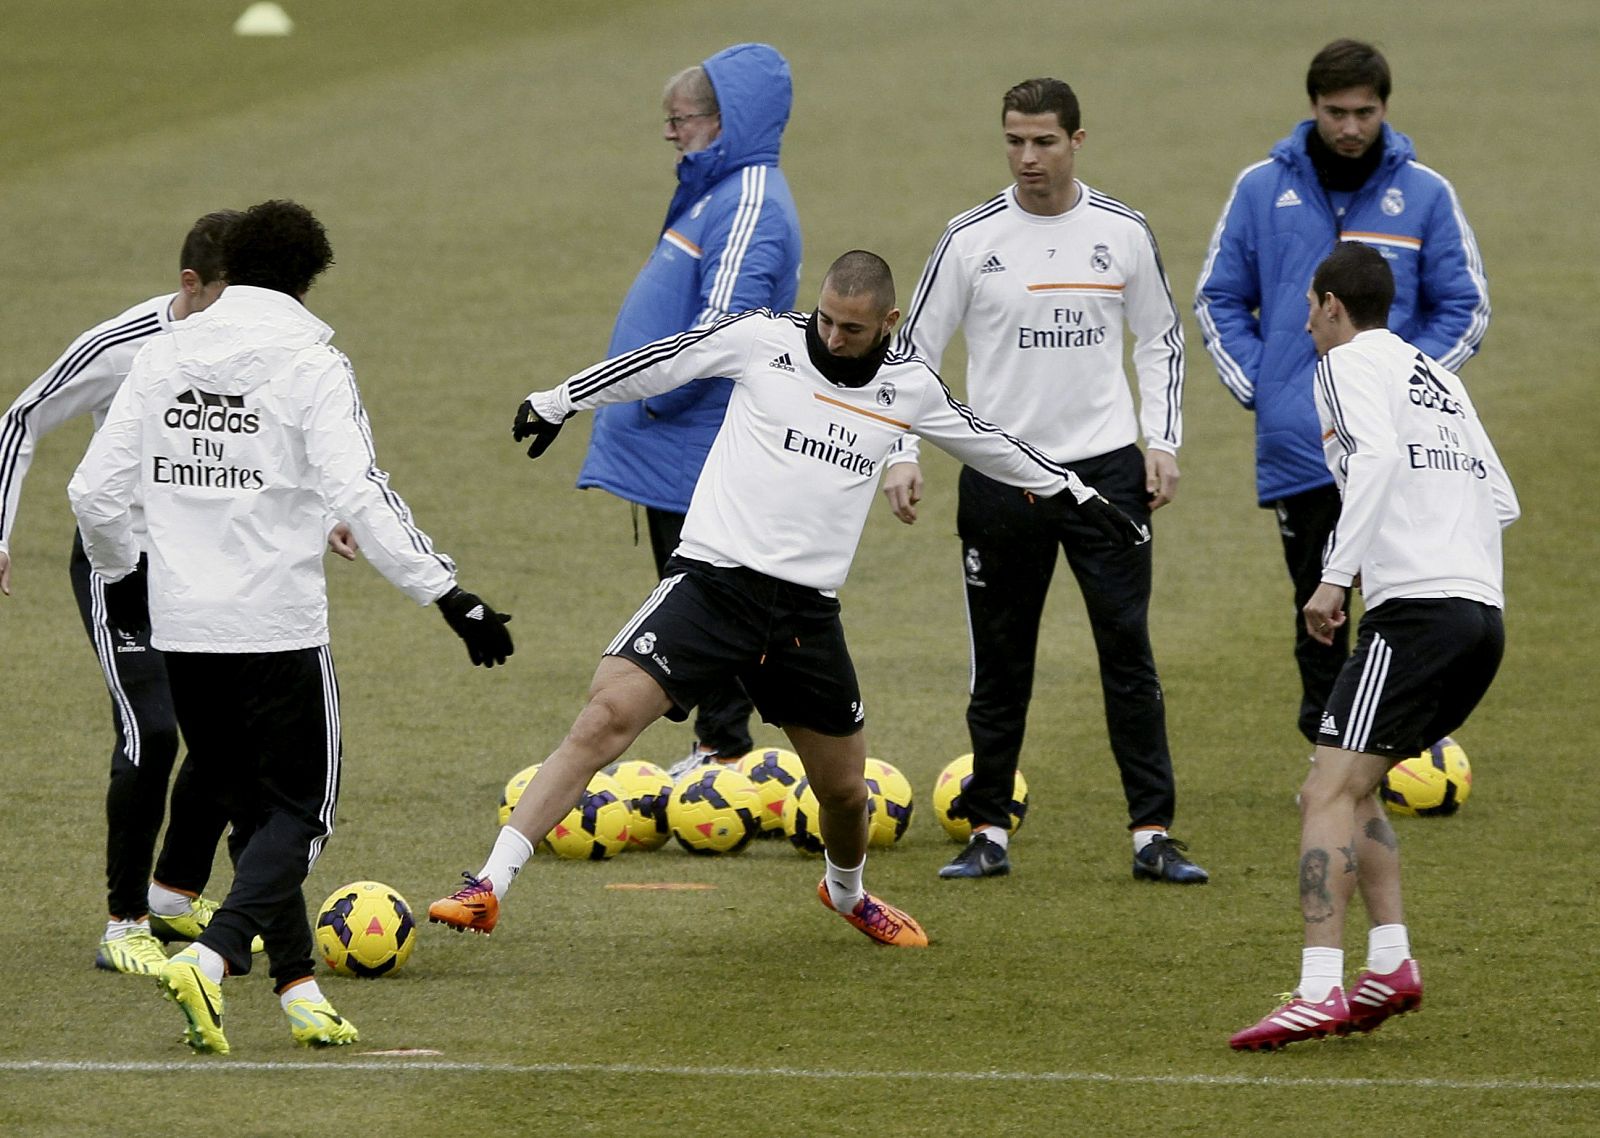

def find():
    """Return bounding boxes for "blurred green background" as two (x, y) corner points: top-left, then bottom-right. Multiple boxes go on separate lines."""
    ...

(1, 1), (1595, 1134)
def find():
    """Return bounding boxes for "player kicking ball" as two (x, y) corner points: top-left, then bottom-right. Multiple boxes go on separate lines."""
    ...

(429, 251), (1148, 947)
(1230, 244), (1517, 1051)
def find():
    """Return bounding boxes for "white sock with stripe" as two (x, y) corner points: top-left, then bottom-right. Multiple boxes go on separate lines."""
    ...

(1297, 947), (1344, 1002)
(476, 826), (535, 897)
(148, 882), (193, 918)
(1367, 924), (1411, 973)
(974, 824), (1009, 850)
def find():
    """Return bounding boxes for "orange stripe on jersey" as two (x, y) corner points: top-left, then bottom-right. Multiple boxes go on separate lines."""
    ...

(1323, 428), (1336, 440)
(1340, 231), (1422, 250)
(812, 392), (912, 430)
(1024, 282), (1125, 293)
(663, 229), (702, 257)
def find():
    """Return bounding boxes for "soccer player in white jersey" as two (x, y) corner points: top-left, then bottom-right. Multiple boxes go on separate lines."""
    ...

(428, 250), (1148, 948)
(887, 78), (1204, 884)
(71, 200), (513, 1053)
(0, 211), (356, 976)
(1230, 243), (1516, 1051)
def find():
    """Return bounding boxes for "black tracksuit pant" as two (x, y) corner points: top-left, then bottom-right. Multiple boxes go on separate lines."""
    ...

(1273, 483), (1351, 745)
(957, 444), (1176, 832)
(163, 646), (341, 989)
(70, 534), (231, 920)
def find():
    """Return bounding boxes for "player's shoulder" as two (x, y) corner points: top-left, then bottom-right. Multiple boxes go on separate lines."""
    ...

(941, 191), (1010, 236)
(75, 293), (172, 345)
(1083, 185), (1153, 230)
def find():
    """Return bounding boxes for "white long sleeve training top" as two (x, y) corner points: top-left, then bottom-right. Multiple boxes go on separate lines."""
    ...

(531, 308), (1094, 593)
(1315, 328), (1518, 610)
(69, 286), (456, 652)
(0, 294), (175, 556)
(892, 181), (1184, 467)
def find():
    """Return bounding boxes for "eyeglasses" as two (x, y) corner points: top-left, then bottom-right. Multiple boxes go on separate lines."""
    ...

(664, 111), (718, 129)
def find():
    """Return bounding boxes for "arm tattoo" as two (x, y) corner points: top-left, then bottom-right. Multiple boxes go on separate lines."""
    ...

(1299, 848), (1334, 925)
(1363, 814), (1399, 852)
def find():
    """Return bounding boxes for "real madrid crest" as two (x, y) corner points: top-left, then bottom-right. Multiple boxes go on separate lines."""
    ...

(876, 382), (896, 407)
(1381, 187), (1405, 217)
(1090, 243), (1112, 273)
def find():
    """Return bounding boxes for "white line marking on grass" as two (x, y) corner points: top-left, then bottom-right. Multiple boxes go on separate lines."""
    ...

(3, 1059), (1598, 1092)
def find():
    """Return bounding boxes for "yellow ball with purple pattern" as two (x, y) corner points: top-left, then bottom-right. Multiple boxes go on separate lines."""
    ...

(864, 758), (914, 847)
(933, 753), (1028, 841)
(667, 766), (762, 854)
(315, 881), (416, 978)
(607, 759), (675, 851)
(737, 747), (806, 834)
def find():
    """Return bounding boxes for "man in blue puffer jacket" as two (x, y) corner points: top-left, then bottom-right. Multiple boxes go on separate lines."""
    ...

(578, 43), (802, 772)
(1195, 39), (1488, 747)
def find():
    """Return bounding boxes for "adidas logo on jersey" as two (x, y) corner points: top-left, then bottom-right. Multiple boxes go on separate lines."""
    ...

(979, 254), (1006, 274)
(1275, 188), (1303, 208)
(163, 388), (260, 434)
(1320, 710), (1338, 735)
(770, 353), (796, 372)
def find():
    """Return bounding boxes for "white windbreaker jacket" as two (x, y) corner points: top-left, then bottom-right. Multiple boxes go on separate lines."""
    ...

(69, 286), (456, 653)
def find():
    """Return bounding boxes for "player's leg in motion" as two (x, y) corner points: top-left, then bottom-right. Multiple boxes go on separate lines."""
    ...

(793, 725), (927, 948)
(69, 540), (178, 976)
(429, 657), (673, 934)
(1229, 745), (1387, 1050)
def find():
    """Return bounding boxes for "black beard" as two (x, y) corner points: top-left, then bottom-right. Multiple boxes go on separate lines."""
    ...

(804, 312), (892, 388)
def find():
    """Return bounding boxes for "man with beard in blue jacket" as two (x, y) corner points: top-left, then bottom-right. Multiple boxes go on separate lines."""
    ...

(1194, 39), (1489, 751)
(578, 43), (802, 777)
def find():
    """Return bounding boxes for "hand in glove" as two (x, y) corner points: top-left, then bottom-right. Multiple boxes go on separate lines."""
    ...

(512, 399), (569, 459)
(1075, 491), (1152, 549)
(101, 572), (150, 636)
(437, 586), (514, 667)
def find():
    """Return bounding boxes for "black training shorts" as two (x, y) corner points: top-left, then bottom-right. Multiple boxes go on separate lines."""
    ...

(603, 557), (865, 737)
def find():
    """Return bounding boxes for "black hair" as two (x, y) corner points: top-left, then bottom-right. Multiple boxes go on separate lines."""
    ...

(1306, 40), (1391, 102)
(180, 210), (242, 284)
(1003, 77), (1080, 134)
(222, 199), (334, 298)
(822, 250), (895, 312)
(1312, 243), (1394, 329)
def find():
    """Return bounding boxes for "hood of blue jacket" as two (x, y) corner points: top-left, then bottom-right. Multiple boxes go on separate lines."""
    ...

(1270, 120), (1416, 179)
(662, 42), (791, 231)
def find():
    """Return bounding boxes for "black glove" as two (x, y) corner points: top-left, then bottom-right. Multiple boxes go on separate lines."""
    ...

(1075, 491), (1152, 549)
(100, 572), (150, 636)
(512, 400), (569, 459)
(437, 586), (514, 667)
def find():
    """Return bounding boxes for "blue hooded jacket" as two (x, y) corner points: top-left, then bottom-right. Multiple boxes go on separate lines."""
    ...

(577, 42), (802, 513)
(1195, 121), (1489, 505)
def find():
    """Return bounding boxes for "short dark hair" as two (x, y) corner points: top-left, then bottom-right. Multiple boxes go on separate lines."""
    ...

(822, 250), (895, 312)
(180, 210), (242, 284)
(1003, 77), (1080, 134)
(222, 200), (334, 298)
(1306, 39), (1391, 102)
(1312, 243), (1394, 329)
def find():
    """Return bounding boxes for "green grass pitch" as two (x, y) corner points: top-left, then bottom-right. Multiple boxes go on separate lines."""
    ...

(1, 1), (1596, 1134)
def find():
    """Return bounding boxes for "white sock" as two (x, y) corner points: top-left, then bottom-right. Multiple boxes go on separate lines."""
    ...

(1298, 946), (1344, 1002)
(104, 917), (148, 940)
(189, 942), (227, 984)
(824, 854), (865, 914)
(476, 826), (536, 897)
(279, 978), (326, 1009)
(147, 882), (193, 918)
(1132, 828), (1166, 854)
(1367, 924), (1411, 973)
(974, 825), (1009, 850)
